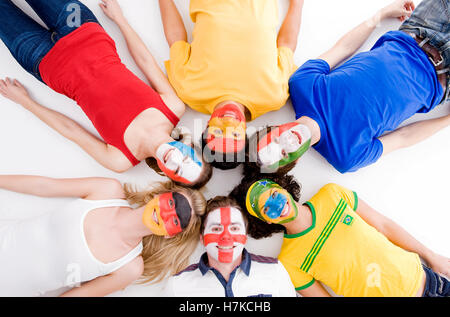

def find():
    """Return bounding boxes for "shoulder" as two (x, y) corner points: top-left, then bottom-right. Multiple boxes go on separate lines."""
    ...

(86, 178), (125, 200)
(289, 59), (330, 85)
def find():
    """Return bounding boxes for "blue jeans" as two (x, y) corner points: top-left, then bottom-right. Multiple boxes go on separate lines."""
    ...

(0, 0), (99, 82)
(399, 0), (450, 102)
(422, 265), (450, 297)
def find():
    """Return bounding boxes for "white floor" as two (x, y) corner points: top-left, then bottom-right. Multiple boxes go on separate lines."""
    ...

(0, 0), (448, 297)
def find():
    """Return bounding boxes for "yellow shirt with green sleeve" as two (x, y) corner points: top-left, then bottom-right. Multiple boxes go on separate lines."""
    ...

(165, 0), (296, 120)
(278, 183), (424, 297)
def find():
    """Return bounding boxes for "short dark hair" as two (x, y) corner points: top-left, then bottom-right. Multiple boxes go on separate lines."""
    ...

(230, 174), (302, 239)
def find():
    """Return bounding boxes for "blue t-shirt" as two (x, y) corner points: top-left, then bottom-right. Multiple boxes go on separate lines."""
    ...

(289, 31), (443, 173)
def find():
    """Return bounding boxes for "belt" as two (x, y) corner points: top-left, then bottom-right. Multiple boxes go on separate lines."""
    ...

(412, 35), (448, 94)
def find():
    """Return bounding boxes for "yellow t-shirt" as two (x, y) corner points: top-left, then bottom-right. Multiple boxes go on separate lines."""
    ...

(278, 184), (424, 297)
(165, 0), (297, 120)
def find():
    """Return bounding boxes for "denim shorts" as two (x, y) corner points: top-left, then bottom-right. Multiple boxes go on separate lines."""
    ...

(422, 265), (450, 297)
(399, 0), (450, 102)
(0, 0), (99, 82)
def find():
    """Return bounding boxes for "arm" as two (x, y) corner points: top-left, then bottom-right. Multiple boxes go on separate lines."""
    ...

(158, 0), (188, 47)
(319, 0), (415, 69)
(297, 281), (332, 297)
(0, 175), (125, 200)
(0, 78), (133, 173)
(379, 114), (450, 156)
(277, 0), (304, 52)
(99, 0), (183, 98)
(60, 256), (143, 297)
(355, 198), (450, 277)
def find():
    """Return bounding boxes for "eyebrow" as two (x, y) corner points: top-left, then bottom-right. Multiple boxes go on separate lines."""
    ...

(207, 222), (243, 226)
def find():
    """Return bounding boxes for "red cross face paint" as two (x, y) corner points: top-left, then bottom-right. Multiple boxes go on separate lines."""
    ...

(203, 207), (247, 263)
(206, 104), (246, 154)
(142, 192), (192, 237)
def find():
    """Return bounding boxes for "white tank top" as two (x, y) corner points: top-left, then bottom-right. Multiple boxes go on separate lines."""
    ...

(0, 198), (143, 296)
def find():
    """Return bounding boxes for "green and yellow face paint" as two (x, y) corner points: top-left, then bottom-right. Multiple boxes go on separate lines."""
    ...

(245, 179), (298, 224)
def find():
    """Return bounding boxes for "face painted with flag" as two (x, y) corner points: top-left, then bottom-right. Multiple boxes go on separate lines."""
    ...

(206, 104), (246, 154)
(156, 141), (203, 185)
(245, 179), (298, 224)
(257, 123), (311, 171)
(142, 192), (192, 237)
(203, 207), (247, 263)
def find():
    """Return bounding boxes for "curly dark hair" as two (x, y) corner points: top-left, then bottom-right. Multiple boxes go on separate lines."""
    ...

(230, 173), (302, 239)
(244, 126), (298, 178)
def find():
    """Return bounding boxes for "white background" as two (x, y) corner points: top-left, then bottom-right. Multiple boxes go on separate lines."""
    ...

(0, 0), (448, 297)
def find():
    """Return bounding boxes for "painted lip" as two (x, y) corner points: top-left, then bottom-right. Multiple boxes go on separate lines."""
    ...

(220, 110), (238, 119)
(217, 245), (236, 251)
(291, 130), (302, 145)
(153, 211), (159, 225)
(163, 148), (174, 164)
(280, 201), (291, 218)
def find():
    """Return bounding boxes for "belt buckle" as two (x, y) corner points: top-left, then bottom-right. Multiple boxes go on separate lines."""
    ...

(430, 55), (444, 68)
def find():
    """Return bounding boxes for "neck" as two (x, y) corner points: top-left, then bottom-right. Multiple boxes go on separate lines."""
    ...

(296, 116), (321, 145)
(207, 252), (243, 282)
(141, 133), (175, 159)
(284, 202), (313, 236)
(116, 205), (153, 247)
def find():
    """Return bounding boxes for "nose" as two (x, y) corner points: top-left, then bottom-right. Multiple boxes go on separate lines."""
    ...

(220, 228), (232, 241)
(265, 195), (288, 219)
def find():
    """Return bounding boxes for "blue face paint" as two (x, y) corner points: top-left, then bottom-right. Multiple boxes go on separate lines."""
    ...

(169, 141), (202, 167)
(264, 191), (288, 219)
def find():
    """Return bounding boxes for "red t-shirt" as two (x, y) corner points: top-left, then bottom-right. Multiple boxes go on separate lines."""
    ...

(39, 23), (180, 166)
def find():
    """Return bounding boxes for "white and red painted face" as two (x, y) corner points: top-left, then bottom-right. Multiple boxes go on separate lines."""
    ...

(203, 207), (247, 263)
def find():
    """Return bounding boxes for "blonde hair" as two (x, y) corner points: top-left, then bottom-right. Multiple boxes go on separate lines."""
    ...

(123, 181), (206, 284)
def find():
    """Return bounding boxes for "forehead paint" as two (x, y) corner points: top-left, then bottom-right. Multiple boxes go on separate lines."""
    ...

(156, 141), (203, 184)
(203, 207), (247, 263)
(207, 104), (246, 153)
(245, 179), (298, 224)
(169, 142), (202, 167)
(142, 192), (192, 237)
(257, 123), (311, 170)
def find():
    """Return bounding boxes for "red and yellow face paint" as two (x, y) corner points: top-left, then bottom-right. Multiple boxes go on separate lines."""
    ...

(143, 192), (192, 237)
(206, 104), (246, 154)
(203, 207), (247, 263)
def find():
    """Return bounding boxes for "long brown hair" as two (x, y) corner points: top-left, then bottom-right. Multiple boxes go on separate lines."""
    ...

(123, 181), (207, 284)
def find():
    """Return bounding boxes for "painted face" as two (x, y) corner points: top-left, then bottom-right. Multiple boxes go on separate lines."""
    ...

(206, 104), (246, 154)
(245, 179), (298, 224)
(156, 141), (203, 184)
(257, 123), (311, 170)
(142, 192), (192, 237)
(203, 207), (247, 263)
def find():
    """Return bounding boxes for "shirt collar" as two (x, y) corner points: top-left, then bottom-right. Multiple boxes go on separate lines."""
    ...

(199, 249), (252, 276)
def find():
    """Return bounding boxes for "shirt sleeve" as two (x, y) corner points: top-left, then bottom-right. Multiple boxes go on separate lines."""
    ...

(279, 258), (315, 291)
(165, 40), (191, 80)
(322, 183), (358, 211)
(278, 46), (297, 80)
(290, 59), (331, 81)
